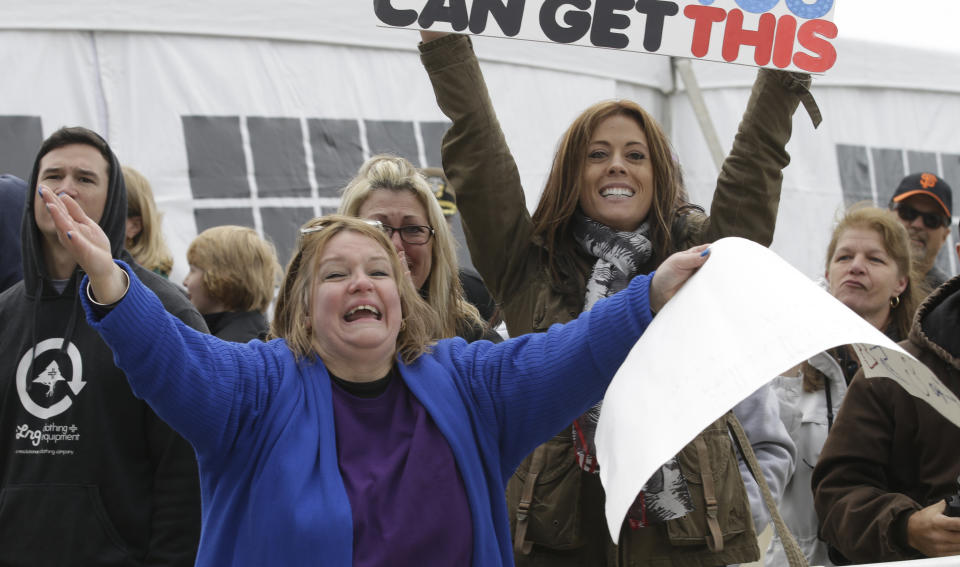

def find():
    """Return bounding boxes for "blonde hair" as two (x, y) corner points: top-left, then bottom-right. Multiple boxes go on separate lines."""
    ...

(123, 166), (173, 276)
(825, 203), (925, 339)
(338, 154), (484, 338)
(269, 215), (440, 364)
(187, 225), (281, 313)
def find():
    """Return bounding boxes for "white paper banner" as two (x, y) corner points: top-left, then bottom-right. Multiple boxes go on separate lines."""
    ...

(595, 237), (959, 541)
(374, 0), (838, 73)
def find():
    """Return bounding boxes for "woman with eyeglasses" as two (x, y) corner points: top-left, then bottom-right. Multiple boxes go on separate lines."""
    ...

(766, 204), (925, 566)
(37, 186), (709, 566)
(339, 154), (500, 342)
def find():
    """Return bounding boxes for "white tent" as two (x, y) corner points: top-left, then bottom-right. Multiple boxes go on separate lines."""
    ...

(1, 1), (958, 283)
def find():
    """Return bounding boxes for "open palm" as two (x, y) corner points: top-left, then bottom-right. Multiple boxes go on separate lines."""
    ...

(39, 185), (121, 298)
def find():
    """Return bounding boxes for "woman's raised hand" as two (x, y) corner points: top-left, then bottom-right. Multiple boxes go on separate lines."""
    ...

(38, 185), (127, 304)
(649, 244), (711, 313)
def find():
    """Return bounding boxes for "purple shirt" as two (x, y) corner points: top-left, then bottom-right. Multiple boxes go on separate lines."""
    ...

(331, 372), (473, 566)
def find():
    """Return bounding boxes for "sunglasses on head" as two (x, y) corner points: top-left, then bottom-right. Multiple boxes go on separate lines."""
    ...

(299, 218), (384, 236)
(894, 203), (950, 229)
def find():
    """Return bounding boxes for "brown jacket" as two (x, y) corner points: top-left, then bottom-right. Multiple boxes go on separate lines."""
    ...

(813, 276), (960, 564)
(420, 35), (812, 566)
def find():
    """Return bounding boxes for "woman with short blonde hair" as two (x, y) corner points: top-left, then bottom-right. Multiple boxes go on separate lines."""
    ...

(184, 225), (281, 342)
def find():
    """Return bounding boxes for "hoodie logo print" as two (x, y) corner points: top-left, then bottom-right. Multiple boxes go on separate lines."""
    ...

(16, 338), (85, 420)
(34, 361), (67, 397)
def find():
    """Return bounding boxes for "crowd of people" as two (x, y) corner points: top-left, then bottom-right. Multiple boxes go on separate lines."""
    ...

(0, 30), (958, 567)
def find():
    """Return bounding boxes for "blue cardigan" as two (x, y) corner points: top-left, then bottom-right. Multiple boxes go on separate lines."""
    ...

(84, 261), (653, 566)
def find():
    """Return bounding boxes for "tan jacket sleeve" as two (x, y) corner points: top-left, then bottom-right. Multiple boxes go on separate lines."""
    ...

(689, 69), (814, 248)
(419, 35), (538, 305)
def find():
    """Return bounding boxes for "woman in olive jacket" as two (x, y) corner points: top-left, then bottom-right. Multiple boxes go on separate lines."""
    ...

(418, 32), (817, 566)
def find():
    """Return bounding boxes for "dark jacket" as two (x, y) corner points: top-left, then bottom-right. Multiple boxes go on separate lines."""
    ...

(420, 34), (812, 566)
(0, 135), (206, 566)
(813, 275), (960, 564)
(0, 174), (26, 293)
(204, 310), (269, 343)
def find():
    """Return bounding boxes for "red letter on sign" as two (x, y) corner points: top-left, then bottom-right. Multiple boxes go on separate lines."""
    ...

(772, 14), (797, 69)
(684, 5), (726, 58)
(722, 9), (776, 66)
(794, 18), (838, 73)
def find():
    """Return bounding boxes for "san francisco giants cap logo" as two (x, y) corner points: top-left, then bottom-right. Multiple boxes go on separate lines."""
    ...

(920, 173), (938, 189)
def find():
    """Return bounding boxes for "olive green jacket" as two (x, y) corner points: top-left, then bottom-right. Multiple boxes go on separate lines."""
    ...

(420, 34), (815, 566)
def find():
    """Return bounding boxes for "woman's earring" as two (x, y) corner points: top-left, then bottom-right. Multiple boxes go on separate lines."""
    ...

(890, 295), (901, 309)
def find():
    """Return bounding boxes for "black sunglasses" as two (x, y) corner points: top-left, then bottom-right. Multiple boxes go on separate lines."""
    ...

(894, 203), (951, 229)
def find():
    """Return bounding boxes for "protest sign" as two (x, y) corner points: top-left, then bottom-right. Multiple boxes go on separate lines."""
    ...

(594, 237), (956, 541)
(374, 0), (837, 73)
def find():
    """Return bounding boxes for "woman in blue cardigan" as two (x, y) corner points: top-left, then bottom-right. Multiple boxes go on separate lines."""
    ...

(40, 186), (707, 567)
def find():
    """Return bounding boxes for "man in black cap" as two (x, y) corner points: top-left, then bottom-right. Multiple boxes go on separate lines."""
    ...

(889, 172), (954, 291)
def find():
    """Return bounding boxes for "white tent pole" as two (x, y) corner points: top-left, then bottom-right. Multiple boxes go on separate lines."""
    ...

(672, 57), (725, 173)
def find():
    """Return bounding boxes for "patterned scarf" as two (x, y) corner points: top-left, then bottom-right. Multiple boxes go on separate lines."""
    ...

(571, 213), (694, 528)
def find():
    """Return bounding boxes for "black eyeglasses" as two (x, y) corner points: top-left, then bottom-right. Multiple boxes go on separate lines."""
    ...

(893, 203), (951, 229)
(379, 224), (434, 245)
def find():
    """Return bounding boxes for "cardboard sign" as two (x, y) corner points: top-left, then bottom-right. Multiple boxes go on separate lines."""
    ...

(374, 0), (837, 73)
(594, 237), (954, 541)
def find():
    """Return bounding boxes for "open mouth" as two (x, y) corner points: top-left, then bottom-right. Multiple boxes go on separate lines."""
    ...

(344, 305), (382, 322)
(600, 186), (635, 198)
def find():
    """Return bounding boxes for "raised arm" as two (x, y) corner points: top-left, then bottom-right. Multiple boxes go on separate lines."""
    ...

(419, 34), (535, 304)
(39, 185), (278, 459)
(692, 69), (817, 247)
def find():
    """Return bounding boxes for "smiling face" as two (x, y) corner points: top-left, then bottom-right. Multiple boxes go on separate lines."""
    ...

(827, 227), (908, 330)
(356, 189), (434, 290)
(309, 231), (402, 376)
(34, 144), (110, 241)
(578, 114), (655, 232)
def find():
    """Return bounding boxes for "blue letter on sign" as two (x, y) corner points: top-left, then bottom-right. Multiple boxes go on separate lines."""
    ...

(784, 0), (832, 20)
(697, 0), (833, 19)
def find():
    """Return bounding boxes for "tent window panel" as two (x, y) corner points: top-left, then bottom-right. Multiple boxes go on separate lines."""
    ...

(309, 119), (363, 198)
(261, 206), (316, 267)
(872, 147), (905, 205)
(183, 116), (249, 200)
(420, 121), (451, 169)
(835, 144), (872, 206)
(0, 116), (43, 183)
(906, 151), (938, 179)
(248, 117), (310, 199)
(193, 207), (255, 234)
(365, 120), (418, 165)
